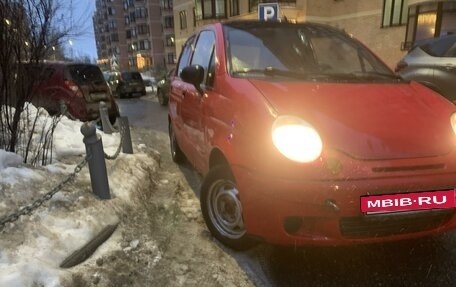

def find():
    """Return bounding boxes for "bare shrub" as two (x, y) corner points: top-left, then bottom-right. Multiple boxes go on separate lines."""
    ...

(0, 0), (73, 165)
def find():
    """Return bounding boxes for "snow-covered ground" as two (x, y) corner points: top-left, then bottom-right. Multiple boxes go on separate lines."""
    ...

(0, 105), (253, 287)
(0, 108), (157, 286)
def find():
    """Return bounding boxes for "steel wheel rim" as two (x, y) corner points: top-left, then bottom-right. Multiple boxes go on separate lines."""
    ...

(207, 179), (245, 239)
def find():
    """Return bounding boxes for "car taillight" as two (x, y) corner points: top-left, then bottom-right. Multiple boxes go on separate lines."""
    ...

(395, 61), (408, 73)
(64, 80), (83, 97)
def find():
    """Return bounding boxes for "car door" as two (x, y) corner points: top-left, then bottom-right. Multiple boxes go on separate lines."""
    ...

(169, 35), (195, 158)
(180, 30), (216, 171)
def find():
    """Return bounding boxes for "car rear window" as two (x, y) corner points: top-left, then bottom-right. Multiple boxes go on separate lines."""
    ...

(68, 65), (105, 84)
(122, 72), (142, 80)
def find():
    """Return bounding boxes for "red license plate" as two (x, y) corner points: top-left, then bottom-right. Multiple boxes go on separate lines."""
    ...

(360, 190), (455, 214)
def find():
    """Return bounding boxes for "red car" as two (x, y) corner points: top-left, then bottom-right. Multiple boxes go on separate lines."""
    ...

(31, 62), (119, 123)
(168, 21), (456, 250)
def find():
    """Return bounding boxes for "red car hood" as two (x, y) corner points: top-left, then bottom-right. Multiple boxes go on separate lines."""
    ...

(250, 80), (456, 160)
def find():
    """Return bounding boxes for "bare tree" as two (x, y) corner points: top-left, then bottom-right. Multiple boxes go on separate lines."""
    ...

(0, 0), (74, 165)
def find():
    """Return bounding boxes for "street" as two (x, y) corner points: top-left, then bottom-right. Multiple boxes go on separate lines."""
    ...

(118, 95), (456, 287)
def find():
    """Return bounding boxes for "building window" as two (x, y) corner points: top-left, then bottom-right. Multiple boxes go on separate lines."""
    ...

(403, 1), (456, 50)
(108, 20), (116, 29)
(137, 24), (149, 35)
(108, 7), (115, 15)
(135, 7), (148, 19)
(111, 33), (119, 42)
(179, 10), (187, 30)
(164, 15), (174, 28)
(195, 0), (226, 19)
(139, 39), (150, 50)
(382, 0), (408, 27)
(128, 42), (137, 52)
(125, 16), (130, 25)
(129, 57), (137, 68)
(166, 35), (175, 46)
(230, 0), (239, 17)
(162, 0), (173, 10)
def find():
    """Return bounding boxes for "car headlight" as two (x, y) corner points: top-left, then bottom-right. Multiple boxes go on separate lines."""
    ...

(451, 113), (456, 135)
(272, 116), (323, 163)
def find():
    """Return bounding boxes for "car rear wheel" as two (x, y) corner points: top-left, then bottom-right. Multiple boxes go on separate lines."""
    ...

(168, 123), (185, 163)
(200, 165), (257, 250)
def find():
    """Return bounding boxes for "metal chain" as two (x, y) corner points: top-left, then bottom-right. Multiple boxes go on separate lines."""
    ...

(104, 132), (123, 160)
(0, 157), (88, 231)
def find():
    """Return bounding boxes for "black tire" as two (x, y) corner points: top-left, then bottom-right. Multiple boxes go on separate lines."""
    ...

(158, 89), (168, 106)
(200, 165), (257, 250)
(168, 123), (185, 163)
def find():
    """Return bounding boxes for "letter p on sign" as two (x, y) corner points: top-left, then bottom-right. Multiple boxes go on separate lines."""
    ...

(259, 3), (279, 21)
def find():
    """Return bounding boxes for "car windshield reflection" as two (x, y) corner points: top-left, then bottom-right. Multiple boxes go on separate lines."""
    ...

(225, 23), (398, 82)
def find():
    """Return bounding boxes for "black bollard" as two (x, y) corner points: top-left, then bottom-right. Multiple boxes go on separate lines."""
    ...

(118, 116), (133, 154)
(80, 122), (111, 200)
(99, 101), (116, 134)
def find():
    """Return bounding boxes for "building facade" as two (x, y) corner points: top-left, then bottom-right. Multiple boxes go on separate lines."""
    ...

(93, 0), (175, 73)
(172, 0), (456, 69)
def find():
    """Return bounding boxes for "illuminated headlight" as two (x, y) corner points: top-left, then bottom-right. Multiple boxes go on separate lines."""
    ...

(272, 116), (323, 163)
(451, 113), (456, 135)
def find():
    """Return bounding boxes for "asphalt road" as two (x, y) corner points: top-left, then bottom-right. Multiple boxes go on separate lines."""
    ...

(117, 94), (456, 287)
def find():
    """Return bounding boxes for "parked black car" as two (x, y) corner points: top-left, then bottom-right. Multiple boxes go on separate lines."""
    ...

(395, 34), (456, 103)
(108, 71), (146, 98)
(156, 69), (174, 106)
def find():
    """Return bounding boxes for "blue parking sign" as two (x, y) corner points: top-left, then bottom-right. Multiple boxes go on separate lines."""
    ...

(258, 3), (279, 21)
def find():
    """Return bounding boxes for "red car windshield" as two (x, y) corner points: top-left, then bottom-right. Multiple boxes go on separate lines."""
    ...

(224, 22), (399, 82)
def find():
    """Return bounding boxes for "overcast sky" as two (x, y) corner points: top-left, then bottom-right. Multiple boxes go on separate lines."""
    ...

(65, 0), (98, 60)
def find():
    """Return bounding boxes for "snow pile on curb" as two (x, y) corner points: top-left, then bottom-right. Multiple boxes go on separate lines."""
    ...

(0, 109), (159, 286)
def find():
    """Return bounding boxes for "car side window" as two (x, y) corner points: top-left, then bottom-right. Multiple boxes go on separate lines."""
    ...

(177, 36), (195, 77)
(191, 30), (216, 87)
(444, 41), (456, 57)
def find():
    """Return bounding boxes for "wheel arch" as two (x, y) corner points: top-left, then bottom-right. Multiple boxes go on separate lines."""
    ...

(209, 148), (230, 170)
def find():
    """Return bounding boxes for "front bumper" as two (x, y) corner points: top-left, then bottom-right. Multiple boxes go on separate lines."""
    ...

(233, 166), (456, 246)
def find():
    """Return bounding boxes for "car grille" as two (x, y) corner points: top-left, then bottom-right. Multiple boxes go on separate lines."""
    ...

(340, 210), (454, 238)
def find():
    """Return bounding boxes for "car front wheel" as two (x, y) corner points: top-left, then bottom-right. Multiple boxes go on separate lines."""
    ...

(200, 165), (257, 250)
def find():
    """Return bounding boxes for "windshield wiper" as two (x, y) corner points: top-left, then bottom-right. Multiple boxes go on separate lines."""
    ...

(350, 71), (403, 81)
(232, 67), (311, 80)
(232, 67), (404, 83)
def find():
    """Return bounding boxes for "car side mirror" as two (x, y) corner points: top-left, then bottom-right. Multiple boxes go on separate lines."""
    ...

(181, 65), (204, 94)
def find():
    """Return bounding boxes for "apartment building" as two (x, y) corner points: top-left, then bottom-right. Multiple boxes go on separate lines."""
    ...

(172, 0), (456, 68)
(93, 0), (176, 72)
